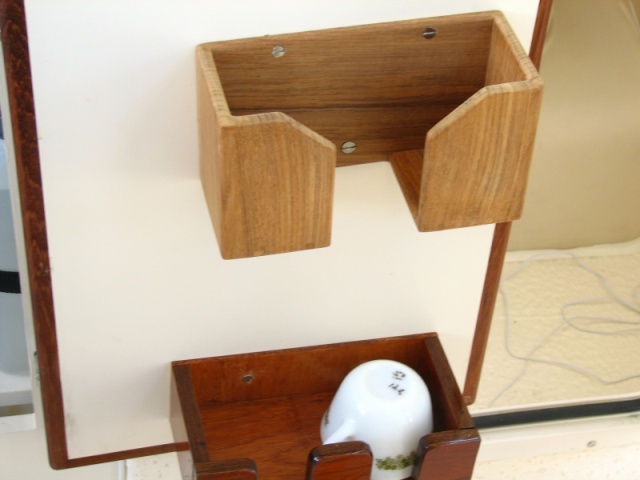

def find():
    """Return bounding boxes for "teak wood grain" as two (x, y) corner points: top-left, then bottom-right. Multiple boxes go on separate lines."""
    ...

(389, 15), (543, 232)
(198, 11), (542, 259)
(171, 334), (480, 480)
(206, 15), (493, 164)
(197, 47), (336, 260)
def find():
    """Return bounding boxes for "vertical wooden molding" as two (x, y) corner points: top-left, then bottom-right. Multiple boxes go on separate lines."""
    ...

(0, 0), (182, 469)
(463, 0), (554, 403)
(530, 0), (554, 70)
(463, 222), (512, 404)
(0, 0), (69, 468)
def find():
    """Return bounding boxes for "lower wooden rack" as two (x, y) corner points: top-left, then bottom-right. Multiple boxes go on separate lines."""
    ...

(170, 333), (480, 479)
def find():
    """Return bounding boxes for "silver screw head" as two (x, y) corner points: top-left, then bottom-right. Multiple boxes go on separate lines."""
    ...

(422, 27), (437, 39)
(341, 141), (357, 154)
(271, 45), (286, 58)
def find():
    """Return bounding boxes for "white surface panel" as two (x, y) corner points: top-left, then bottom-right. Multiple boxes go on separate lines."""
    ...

(22, 0), (538, 459)
(53, 162), (494, 457)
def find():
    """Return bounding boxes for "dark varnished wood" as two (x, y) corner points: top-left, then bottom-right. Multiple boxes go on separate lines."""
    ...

(420, 337), (475, 432)
(181, 334), (437, 406)
(462, 221), (512, 404)
(530, 0), (555, 71)
(306, 442), (373, 480)
(0, 0), (183, 468)
(171, 366), (257, 479)
(1, 0), (553, 470)
(412, 429), (481, 480)
(196, 459), (259, 480)
(171, 364), (209, 479)
(200, 392), (331, 478)
(0, 0), (67, 468)
(171, 334), (480, 480)
(63, 443), (185, 470)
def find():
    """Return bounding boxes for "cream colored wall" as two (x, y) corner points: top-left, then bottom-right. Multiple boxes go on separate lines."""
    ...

(509, 0), (640, 251)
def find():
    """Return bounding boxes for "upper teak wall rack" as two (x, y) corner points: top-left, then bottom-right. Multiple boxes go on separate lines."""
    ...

(196, 11), (543, 259)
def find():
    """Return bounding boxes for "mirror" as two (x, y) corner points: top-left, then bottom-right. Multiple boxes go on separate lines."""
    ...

(472, 0), (640, 419)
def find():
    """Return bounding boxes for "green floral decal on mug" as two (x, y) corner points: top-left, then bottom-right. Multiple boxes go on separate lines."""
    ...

(375, 451), (417, 471)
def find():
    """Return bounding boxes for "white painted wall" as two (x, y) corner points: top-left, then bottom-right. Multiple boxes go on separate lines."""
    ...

(1, 1), (540, 478)
(0, 50), (116, 475)
(0, 386), (120, 480)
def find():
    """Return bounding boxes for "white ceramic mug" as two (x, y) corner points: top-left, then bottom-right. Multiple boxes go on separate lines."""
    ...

(321, 359), (433, 480)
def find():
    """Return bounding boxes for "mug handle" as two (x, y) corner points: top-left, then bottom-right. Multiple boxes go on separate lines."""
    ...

(323, 418), (357, 445)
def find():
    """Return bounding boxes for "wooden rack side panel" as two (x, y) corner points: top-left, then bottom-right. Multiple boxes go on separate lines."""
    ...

(197, 48), (336, 260)
(418, 82), (542, 231)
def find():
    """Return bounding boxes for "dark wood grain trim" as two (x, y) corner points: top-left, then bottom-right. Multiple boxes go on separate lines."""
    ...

(530, 0), (554, 70)
(463, 222), (512, 404)
(64, 443), (186, 469)
(0, 0), (68, 468)
(422, 336), (475, 431)
(413, 429), (481, 480)
(1, 0), (552, 467)
(172, 365), (211, 464)
(195, 459), (259, 480)
(306, 442), (373, 480)
(0, 0), (182, 468)
(463, 0), (553, 403)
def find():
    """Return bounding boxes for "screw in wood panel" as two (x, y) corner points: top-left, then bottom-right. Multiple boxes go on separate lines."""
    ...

(271, 45), (286, 58)
(242, 373), (254, 384)
(422, 27), (437, 39)
(341, 141), (357, 154)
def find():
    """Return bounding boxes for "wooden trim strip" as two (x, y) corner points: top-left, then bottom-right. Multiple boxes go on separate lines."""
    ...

(171, 365), (211, 464)
(530, 0), (554, 70)
(422, 336), (476, 430)
(0, 0), (182, 468)
(0, 0), (68, 468)
(306, 443), (373, 480)
(463, 0), (554, 403)
(64, 443), (186, 469)
(463, 222), (512, 404)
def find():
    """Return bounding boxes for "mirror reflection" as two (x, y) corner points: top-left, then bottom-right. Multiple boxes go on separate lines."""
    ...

(472, 0), (640, 414)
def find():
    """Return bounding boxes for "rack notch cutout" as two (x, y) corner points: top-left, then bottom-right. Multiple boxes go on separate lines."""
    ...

(197, 11), (543, 259)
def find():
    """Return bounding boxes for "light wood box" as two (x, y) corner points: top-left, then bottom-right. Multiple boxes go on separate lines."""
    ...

(196, 11), (542, 259)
